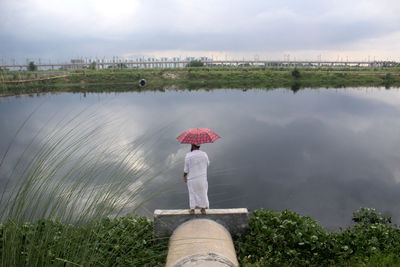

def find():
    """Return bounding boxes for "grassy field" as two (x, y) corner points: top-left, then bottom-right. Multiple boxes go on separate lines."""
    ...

(1, 67), (400, 95)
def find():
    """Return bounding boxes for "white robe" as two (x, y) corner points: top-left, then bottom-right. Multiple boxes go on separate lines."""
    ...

(184, 150), (210, 209)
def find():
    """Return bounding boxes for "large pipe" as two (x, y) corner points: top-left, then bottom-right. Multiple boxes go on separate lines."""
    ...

(166, 219), (239, 267)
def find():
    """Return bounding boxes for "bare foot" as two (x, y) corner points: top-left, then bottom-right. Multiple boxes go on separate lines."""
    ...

(189, 209), (195, 214)
(200, 208), (206, 214)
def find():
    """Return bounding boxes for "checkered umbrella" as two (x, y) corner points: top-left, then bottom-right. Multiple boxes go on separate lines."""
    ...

(177, 128), (220, 145)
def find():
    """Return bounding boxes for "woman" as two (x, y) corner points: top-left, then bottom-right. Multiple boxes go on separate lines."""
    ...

(183, 144), (210, 214)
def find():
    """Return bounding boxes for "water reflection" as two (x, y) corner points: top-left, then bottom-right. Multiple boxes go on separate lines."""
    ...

(1, 88), (400, 229)
(290, 82), (301, 93)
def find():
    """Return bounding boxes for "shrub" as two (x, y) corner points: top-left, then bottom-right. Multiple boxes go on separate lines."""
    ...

(352, 207), (391, 224)
(291, 68), (300, 78)
(235, 208), (400, 266)
(337, 207), (400, 260)
(235, 209), (334, 266)
(383, 72), (394, 88)
(89, 62), (97, 70)
(28, 61), (37, 71)
(186, 60), (204, 67)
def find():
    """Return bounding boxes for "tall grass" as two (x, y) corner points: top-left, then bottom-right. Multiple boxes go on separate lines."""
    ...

(0, 104), (173, 265)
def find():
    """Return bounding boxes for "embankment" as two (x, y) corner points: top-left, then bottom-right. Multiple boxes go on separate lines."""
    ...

(1, 67), (400, 95)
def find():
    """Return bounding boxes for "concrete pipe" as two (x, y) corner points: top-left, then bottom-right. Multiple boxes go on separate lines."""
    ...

(166, 219), (239, 267)
(139, 79), (146, 87)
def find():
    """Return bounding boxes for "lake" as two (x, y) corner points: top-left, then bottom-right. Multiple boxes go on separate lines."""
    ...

(1, 87), (400, 229)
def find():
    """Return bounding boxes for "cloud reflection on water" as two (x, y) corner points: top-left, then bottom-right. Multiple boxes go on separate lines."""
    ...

(1, 88), (400, 229)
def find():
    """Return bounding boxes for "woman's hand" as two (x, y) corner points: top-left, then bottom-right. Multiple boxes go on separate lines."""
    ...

(183, 173), (188, 183)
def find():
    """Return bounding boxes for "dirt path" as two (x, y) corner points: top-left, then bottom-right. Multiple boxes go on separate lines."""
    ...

(0, 74), (69, 84)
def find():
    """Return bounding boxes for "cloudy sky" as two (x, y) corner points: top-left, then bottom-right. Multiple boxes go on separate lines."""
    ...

(1, 0), (400, 63)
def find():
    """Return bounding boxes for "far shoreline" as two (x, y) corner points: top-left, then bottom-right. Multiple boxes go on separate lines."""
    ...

(1, 66), (399, 96)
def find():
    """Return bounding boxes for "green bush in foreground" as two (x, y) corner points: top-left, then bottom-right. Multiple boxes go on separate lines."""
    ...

(0, 216), (168, 266)
(335, 208), (400, 265)
(235, 209), (335, 266)
(235, 207), (400, 266)
(2, 208), (400, 266)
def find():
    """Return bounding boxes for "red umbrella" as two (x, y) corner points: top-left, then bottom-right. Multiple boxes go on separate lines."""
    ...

(177, 128), (220, 145)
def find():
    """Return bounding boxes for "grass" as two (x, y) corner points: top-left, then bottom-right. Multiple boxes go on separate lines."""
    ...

(0, 216), (168, 266)
(0, 107), (175, 223)
(0, 105), (175, 266)
(2, 207), (400, 266)
(1, 67), (400, 95)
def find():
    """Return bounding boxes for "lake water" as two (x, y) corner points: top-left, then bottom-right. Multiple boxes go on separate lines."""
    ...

(1, 87), (400, 229)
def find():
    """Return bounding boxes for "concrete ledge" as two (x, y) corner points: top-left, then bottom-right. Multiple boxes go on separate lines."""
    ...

(154, 208), (249, 237)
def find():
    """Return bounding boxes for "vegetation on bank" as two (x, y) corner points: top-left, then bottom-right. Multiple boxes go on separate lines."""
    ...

(0, 216), (168, 266)
(186, 60), (205, 67)
(1, 207), (400, 266)
(0, 108), (173, 266)
(235, 207), (400, 266)
(1, 67), (400, 95)
(27, 62), (38, 72)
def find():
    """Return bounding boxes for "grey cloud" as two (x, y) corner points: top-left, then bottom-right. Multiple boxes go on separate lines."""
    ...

(1, 0), (400, 59)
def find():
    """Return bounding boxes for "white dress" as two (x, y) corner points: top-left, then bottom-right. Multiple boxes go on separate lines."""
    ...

(184, 150), (210, 209)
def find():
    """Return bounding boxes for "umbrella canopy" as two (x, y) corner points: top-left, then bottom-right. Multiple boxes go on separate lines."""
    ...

(177, 128), (220, 145)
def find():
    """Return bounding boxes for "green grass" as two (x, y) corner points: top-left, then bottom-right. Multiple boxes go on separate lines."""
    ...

(1, 67), (400, 95)
(0, 216), (168, 266)
(0, 107), (176, 223)
(0, 106), (175, 266)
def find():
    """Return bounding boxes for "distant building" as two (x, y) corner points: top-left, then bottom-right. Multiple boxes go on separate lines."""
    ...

(70, 59), (85, 64)
(172, 57), (180, 68)
(160, 57), (169, 68)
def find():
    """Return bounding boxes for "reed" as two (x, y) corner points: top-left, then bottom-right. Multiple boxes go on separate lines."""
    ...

(0, 106), (172, 266)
